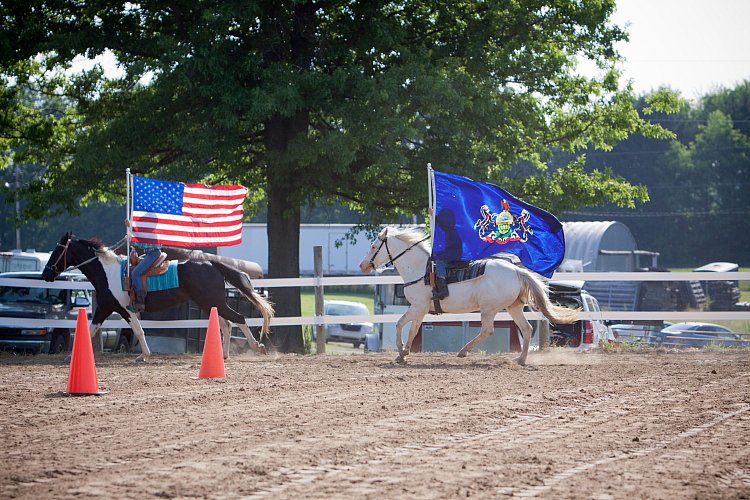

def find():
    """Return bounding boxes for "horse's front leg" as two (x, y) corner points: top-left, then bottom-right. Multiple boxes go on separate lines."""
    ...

(88, 321), (102, 352)
(219, 317), (231, 360)
(395, 314), (407, 362)
(123, 311), (151, 362)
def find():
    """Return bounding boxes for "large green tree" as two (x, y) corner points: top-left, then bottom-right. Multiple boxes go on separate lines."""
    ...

(1, 1), (676, 351)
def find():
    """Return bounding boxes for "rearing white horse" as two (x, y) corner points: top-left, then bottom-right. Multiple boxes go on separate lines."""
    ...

(359, 227), (578, 365)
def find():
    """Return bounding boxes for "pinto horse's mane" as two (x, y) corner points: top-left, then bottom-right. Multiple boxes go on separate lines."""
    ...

(77, 237), (120, 264)
(382, 227), (432, 252)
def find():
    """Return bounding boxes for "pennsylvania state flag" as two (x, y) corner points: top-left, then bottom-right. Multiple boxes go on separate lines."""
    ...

(430, 169), (565, 278)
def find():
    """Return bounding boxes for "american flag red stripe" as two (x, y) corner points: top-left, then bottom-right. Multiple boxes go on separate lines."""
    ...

(130, 176), (247, 247)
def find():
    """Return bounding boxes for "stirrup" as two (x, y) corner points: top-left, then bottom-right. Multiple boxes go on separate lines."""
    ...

(432, 282), (449, 300)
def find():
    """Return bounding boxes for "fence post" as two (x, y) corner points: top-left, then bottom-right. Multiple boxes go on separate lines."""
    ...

(314, 246), (326, 354)
(539, 320), (550, 351)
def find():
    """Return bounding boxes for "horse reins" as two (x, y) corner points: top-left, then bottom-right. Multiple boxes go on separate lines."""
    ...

(369, 234), (431, 287)
(45, 236), (106, 274)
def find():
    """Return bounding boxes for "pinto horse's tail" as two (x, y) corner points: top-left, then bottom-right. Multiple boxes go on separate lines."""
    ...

(516, 268), (579, 325)
(209, 261), (275, 337)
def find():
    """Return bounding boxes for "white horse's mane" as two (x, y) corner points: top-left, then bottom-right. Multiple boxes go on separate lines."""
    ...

(382, 226), (432, 251)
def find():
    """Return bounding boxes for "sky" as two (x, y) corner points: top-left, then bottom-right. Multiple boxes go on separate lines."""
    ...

(611, 0), (750, 99)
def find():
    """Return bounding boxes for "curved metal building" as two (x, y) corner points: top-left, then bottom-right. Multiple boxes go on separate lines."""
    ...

(560, 221), (638, 272)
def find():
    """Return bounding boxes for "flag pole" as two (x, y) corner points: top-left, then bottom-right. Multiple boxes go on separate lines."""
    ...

(427, 163), (435, 242)
(125, 168), (132, 279)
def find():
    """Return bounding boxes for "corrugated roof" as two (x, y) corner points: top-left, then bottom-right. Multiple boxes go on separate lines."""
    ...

(562, 221), (636, 271)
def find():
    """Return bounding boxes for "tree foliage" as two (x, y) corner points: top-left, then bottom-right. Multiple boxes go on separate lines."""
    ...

(573, 82), (750, 266)
(1, 0), (679, 351)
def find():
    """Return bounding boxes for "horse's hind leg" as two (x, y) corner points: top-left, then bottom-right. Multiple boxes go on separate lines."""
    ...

(126, 315), (151, 362)
(235, 322), (267, 355)
(211, 303), (266, 356)
(394, 305), (428, 363)
(219, 317), (231, 359)
(507, 302), (532, 366)
(404, 317), (425, 357)
(190, 278), (267, 357)
(458, 308), (499, 358)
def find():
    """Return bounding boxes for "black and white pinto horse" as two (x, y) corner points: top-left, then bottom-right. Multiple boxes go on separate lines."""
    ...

(359, 227), (579, 365)
(42, 233), (274, 361)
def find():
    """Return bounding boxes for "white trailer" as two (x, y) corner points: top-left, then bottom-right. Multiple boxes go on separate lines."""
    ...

(0, 250), (51, 273)
(217, 223), (383, 276)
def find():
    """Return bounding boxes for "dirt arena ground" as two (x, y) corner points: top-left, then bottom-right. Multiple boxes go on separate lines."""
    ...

(1, 348), (749, 499)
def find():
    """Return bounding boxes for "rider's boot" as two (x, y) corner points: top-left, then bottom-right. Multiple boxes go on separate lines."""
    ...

(134, 295), (146, 313)
(432, 277), (450, 300)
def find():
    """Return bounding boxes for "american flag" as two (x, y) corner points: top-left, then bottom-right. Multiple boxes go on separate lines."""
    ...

(130, 176), (247, 247)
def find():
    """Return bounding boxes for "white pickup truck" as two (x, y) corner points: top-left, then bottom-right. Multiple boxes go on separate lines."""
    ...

(548, 280), (613, 349)
(0, 271), (133, 354)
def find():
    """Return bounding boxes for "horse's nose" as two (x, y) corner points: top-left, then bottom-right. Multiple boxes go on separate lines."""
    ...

(359, 260), (372, 273)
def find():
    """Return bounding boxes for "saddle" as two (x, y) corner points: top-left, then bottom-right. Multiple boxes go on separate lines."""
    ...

(426, 253), (522, 314)
(124, 250), (169, 304)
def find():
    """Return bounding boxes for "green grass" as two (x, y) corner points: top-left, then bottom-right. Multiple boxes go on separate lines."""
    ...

(299, 286), (374, 316)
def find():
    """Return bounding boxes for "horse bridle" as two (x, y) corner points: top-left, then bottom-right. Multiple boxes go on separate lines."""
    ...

(45, 236), (100, 274)
(369, 234), (431, 273)
(45, 237), (72, 275)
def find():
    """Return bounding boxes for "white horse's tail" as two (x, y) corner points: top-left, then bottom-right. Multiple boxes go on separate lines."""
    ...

(517, 269), (579, 324)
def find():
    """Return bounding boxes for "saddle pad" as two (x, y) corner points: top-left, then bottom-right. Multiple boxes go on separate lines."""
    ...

(425, 256), (516, 287)
(446, 260), (488, 284)
(120, 260), (180, 292)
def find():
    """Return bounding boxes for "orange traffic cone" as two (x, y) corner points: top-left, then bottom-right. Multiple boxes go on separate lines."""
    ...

(66, 308), (107, 395)
(194, 307), (226, 379)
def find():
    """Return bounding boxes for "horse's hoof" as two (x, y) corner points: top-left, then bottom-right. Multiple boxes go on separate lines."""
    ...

(394, 356), (406, 365)
(134, 354), (148, 363)
(457, 351), (468, 358)
(251, 342), (267, 355)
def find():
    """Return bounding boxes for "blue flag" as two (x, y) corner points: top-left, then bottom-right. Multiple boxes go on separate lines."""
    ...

(431, 169), (565, 278)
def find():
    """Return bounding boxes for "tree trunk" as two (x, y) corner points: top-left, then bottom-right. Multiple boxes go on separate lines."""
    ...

(260, 3), (315, 353)
(266, 177), (304, 353)
(263, 111), (308, 353)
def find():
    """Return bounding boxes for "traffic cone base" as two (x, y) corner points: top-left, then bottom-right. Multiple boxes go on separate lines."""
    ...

(193, 307), (226, 379)
(65, 308), (108, 396)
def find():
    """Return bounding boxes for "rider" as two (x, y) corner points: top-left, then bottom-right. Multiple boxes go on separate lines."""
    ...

(433, 259), (449, 300)
(431, 208), (460, 300)
(125, 219), (162, 313)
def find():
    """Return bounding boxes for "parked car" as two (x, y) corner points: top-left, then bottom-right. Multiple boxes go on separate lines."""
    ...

(312, 300), (373, 348)
(548, 281), (613, 349)
(0, 271), (132, 354)
(609, 323), (667, 344)
(651, 322), (749, 348)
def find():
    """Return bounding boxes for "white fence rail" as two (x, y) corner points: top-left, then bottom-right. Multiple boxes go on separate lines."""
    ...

(1, 272), (749, 330)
